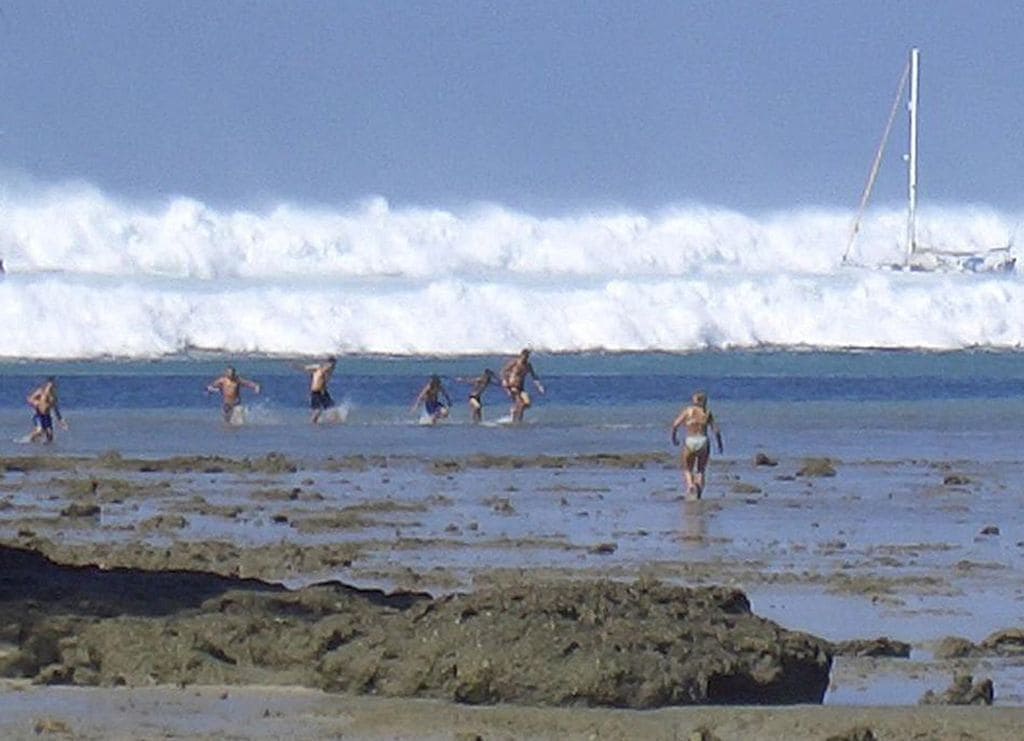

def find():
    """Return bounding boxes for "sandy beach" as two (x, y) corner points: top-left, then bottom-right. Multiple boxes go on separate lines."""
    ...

(3, 682), (1024, 740)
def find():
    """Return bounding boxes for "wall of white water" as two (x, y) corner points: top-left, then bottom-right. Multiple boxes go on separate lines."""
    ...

(0, 183), (1021, 358)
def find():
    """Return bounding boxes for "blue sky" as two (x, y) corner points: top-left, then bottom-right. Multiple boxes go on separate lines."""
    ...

(0, 1), (1022, 211)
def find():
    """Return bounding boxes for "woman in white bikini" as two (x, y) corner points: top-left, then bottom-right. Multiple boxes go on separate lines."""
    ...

(670, 391), (723, 500)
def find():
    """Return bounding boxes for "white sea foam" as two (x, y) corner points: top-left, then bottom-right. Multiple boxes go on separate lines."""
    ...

(0, 181), (1021, 358)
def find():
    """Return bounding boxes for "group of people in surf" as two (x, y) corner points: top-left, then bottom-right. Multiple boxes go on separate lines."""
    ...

(203, 348), (546, 427)
(22, 349), (725, 500)
(407, 349), (546, 425)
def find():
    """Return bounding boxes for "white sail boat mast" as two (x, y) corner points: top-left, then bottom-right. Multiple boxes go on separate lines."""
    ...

(844, 47), (1014, 272)
(905, 47), (919, 265)
(842, 58), (910, 265)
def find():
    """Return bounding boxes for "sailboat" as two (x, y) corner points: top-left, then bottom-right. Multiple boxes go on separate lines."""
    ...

(843, 48), (1015, 273)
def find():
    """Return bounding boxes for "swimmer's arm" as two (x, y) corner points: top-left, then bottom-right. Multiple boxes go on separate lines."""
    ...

(527, 364), (545, 393)
(442, 387), (453, 406)
(709, 414), (723, 453)
(205, 378), (223, 394)
(670, 410), (687, 446)
(410, 385), (428, 412)
(240, 378), (261, 394)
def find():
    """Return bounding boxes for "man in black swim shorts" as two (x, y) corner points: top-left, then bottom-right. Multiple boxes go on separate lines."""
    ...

(301, 356), (337, 424)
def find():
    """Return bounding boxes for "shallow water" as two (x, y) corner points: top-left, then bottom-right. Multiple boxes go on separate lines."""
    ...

(3, 350), (1024, 706)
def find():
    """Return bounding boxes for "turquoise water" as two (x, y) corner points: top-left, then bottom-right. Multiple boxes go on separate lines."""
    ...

(3, 350), (1024, 460)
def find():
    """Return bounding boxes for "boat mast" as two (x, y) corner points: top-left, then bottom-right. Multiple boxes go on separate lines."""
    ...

(906, 47), (920, 264)
(842, 59), (910, 265)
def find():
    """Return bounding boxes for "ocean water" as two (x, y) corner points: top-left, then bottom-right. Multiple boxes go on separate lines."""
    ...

(7, 351), (1024, 707)
(4, 187), (1024, 707)
(2, 350), (1024, 461)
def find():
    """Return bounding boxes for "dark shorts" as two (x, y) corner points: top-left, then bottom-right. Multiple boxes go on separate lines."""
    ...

(33, 412), (53, 431)
(310, 390), (334, 410)
(425, 400), (445, 416)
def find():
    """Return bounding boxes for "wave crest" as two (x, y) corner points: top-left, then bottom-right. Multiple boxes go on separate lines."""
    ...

(0, 182), (1020, 357)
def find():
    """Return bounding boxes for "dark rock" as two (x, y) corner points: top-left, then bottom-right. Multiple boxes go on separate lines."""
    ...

(33, 663), (75, 685)
(60, 503), (100, 518)
(587, 542), (617, 555)
(920, 674), (994, 706)
(943, 474), (971, 486)
(688, 728), (723, 741)
(0, 545), (833, 708)
(832, 637), (911, 658)
(979, 525), (1000, 536)
(753, 453), (778, 467)
(484, 496), (515, 514)
(980, 628), (1024, 656)
(33, 718), (72, 735)
(796, 458), (836, 478)
(932, 636), (976, 660)
(139, 514), (188, 532)
(825, 727), (878, 741)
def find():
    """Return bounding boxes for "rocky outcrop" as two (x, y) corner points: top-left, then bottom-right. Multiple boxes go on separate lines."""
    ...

(0, 544), (832, 708)
(796, 458), (837, 477)
(920, 674), (994, 706)
(931, 629), (1024, 659)
(832, 637), (911, 658)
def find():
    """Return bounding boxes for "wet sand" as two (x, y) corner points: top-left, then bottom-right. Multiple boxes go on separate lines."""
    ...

(2, 450), (1024, 737)
(3, 682), (1024, 740)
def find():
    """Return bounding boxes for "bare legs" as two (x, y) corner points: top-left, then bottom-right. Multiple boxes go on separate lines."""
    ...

(510, 390), (530, 423)
(681, 447), (710, 500)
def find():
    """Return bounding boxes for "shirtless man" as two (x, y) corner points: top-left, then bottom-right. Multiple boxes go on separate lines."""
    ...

(26, 377), (68, 443)
(411, 375), (453, 424)
(670, 391), (724, 500)
(206, 366), (260, 424)
(301, 356), (337, 424)
(501, 349), (545, 423)
(458, 368), (499, 423)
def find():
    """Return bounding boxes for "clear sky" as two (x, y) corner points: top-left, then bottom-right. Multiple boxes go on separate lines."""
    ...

(0, 0), (1021, 211)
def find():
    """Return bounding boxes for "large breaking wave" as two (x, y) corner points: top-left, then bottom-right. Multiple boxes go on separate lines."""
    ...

(0, 181), (1021, 358)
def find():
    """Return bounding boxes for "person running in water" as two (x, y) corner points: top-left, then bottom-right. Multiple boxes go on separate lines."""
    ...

(670, 390), (724, 500)
(301, 356), (338, 424)
(411, 375), (453, 424)
(26, 377), (68, 443)
(206, 366), (260, 424)
(501, 349), (545, 423)
(458, 368), (499, 423)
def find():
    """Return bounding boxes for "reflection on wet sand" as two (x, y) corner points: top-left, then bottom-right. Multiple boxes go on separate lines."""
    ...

(680, 499), (707, 547)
